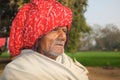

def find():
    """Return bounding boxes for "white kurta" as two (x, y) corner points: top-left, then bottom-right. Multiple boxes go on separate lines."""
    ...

(0, 49), (89, 80)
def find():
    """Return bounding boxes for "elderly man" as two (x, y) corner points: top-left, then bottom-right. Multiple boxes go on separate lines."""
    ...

(0, 0), (89, 80)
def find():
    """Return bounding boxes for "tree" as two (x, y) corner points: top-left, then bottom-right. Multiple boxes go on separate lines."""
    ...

(0, 0), (18, 37)
(94, 24), (120, 51)
(78, 31), (96, 51)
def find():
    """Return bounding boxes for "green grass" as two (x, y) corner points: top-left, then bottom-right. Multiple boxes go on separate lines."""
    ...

(67, 51), (120, 67)
(0, 51), (10, 58)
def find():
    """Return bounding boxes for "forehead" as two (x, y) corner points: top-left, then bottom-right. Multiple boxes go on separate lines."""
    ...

(62, 26), (67, 29)
(57, 26), (67, 30)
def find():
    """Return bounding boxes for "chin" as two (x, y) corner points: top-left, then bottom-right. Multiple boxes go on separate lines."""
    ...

(49, 51), (63, 57)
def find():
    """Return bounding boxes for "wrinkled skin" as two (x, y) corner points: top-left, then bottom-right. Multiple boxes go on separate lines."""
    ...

(39, 26), (67, 60)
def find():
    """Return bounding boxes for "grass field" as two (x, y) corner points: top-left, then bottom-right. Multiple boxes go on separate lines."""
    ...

(0, 51), (10, 58)
(67, 51), (120, 67)
(0, 51), (120, 67)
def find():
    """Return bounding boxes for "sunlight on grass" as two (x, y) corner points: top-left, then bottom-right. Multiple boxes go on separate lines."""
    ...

(67, 51), (120, 67)
(0, 51), (10, 58)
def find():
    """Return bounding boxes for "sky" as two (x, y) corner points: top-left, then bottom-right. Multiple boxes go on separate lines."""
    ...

(85, 0), (120, 28)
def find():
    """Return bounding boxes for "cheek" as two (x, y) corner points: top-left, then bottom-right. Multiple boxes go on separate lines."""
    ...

(45, 34), (57, 50)
(50, 43), (64, 54)
(39, 38), (51, 52)
(44, 37), (55, 52)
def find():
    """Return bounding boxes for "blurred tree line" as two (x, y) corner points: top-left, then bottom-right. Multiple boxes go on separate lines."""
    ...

(79, 24), (120, 51)
(0, 0), (90, 53)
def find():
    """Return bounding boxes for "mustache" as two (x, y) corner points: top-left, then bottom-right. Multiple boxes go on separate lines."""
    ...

(54, 40), (65, 46)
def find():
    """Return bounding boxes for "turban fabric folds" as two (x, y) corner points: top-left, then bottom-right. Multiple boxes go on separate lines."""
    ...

(9, 0), (72, 56)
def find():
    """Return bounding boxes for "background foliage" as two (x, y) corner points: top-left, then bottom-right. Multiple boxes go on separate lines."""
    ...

(58, 0), (91, 52)
(79, 24), (120, 51)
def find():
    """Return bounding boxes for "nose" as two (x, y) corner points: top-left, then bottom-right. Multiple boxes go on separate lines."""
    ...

(57, 29), (66, 41)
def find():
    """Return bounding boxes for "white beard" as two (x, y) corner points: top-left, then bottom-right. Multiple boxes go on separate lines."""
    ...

(49, 49), (64, 57)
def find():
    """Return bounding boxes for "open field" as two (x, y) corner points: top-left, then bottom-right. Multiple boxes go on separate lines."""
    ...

(67, 51), (120, 67)
(0, 51), (10, 58)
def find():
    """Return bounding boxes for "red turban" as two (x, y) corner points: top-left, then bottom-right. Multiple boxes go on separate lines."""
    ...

(9, 0), (72, 56)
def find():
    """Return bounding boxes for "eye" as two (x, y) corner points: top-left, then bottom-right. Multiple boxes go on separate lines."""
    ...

(62, 28), (67, 34)
(53, 27), (59, 31)
(52, 27), (67, 34)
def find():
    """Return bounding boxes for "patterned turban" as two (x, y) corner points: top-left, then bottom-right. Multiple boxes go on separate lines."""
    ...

(9, 0), (72, 56)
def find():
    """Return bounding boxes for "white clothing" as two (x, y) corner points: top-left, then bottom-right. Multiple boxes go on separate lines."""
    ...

(0, 49), (89, 80)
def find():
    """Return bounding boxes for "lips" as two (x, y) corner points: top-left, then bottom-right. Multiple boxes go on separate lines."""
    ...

(56, 44), (64, 46)
(55, 42), (64, 46)
(55, 41), (64, 46)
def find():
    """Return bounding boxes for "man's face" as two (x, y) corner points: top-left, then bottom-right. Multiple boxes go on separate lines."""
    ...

(39, 26), (67, 59)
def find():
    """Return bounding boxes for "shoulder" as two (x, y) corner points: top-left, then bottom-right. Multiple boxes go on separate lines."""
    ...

(4, 50), (42, 72)
(62, 53), (89, 73)
(0, 50), (43, 79)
